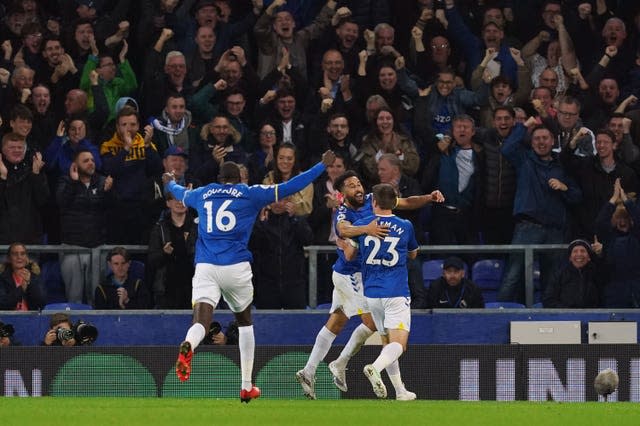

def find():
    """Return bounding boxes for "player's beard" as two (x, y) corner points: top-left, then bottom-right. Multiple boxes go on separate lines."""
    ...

(345, 193), (364, 209)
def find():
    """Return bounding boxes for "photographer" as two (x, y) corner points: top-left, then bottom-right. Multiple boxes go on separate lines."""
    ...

(201, 320), (239, 346)
(43, 313), (77, 347)
(0, 321), (15, 346)
(42, 312), (98, 346)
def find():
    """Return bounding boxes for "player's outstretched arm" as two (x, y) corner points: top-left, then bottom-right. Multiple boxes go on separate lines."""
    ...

(276, 150), (336, 201)
(163, 171), (187, 200)
(337, 218), (389, 239)
(396, 190), (445, 210)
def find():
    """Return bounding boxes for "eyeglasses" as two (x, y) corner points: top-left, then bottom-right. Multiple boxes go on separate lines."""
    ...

(260, 131), (276, 136)
(558, 110), (578, 117)
(431, 43), (449, 50)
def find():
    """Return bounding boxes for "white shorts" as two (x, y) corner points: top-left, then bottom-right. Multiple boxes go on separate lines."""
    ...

(330, 271), (369, 318)
(366, 296), (412, 335)
(192, 262), (253, 313)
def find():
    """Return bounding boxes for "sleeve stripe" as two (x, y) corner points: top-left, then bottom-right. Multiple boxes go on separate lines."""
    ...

(274, 184), (279, 202)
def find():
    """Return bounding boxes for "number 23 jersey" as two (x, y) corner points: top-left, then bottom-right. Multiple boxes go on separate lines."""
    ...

(353, 214), (418, 298)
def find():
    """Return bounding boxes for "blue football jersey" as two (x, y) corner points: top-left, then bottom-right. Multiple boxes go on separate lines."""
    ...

(166, 162), (326, 265)
(333, 193), (373, 275)
(353, 214), (418, 298)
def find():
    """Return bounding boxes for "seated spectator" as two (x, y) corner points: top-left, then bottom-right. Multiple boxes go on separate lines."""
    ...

(0, 132), (49, 244)
(426, 256), (484, 308)
(42, 312), (77, 347)
(147, 192), (197, 309)
(94, 247), (151, 309)
(595, 179), (640, 308)
(543, 238), (604, 308)
(0, 242), (46, 311)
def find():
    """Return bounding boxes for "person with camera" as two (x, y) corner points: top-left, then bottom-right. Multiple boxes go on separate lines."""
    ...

(94, 247), (151, 309)
(0, 321), (15, 346)
(42, 313), (77, 346)
(42, 312), (98, 346)
(200, 320), (239, 345)
(0, 242), (47, 311)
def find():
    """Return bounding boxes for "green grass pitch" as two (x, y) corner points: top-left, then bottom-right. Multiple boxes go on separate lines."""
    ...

(1, 398), (640, 426)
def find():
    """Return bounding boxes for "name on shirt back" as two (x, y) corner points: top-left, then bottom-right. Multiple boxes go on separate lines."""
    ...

(201, 186), (244, 199)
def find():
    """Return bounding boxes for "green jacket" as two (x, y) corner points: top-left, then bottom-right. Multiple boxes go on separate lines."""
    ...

(80, 56), (138, 122)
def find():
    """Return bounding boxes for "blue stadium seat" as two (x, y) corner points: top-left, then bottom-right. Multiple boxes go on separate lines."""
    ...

(422, 259), (443, 289)
(484, 302), (526, 309)
(43, 302), (93, 311)
(316, 303), (332, 310)
(472, 259), (504, 303)
(40, 260), (66, 304)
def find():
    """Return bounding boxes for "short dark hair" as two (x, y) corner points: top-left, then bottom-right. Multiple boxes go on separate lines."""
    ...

(107, 246), (130, 262)
(595, 128), (616, 143)
(10, 104), (33, 122)
(530, 125), (554, 139)
(334, 170), (361, 192)
(493, 106), (515, 118)
(117, 105), (139, 123)
(1, 132), (26, 147)
(49, 313), (71, 329)
(72, 148), (94, 162)
(372, 183), (397, 210)
(218, 161), (241, 184)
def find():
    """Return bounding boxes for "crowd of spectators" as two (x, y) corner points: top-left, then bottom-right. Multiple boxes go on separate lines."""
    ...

(0, 0), (640, 310)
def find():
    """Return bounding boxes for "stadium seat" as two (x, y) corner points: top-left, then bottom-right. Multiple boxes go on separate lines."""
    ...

(471, 259), (504, 303)
(43, 302), (93, 311)
(484, 302), (526, 309)
(316, 303), (332, 310)
(40, 260), (67, 304)
(422, 259), (444, 289)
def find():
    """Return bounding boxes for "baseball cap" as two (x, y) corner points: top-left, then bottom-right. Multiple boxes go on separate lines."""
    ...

(164, 146), (188, 159)
(194, 0), (218, 13)
(443, 256), (465, 270)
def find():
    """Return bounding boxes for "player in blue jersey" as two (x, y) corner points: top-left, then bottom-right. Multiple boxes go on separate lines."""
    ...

(163, 150), (336, 403)
(295, 171), (443, 400)
(342, 183), (419, 399)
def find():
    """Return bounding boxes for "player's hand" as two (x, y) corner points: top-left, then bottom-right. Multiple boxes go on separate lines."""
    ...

(321, 150), (336, 166)
(364, 218), (389, 239)
(335, 237), (351, 251)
